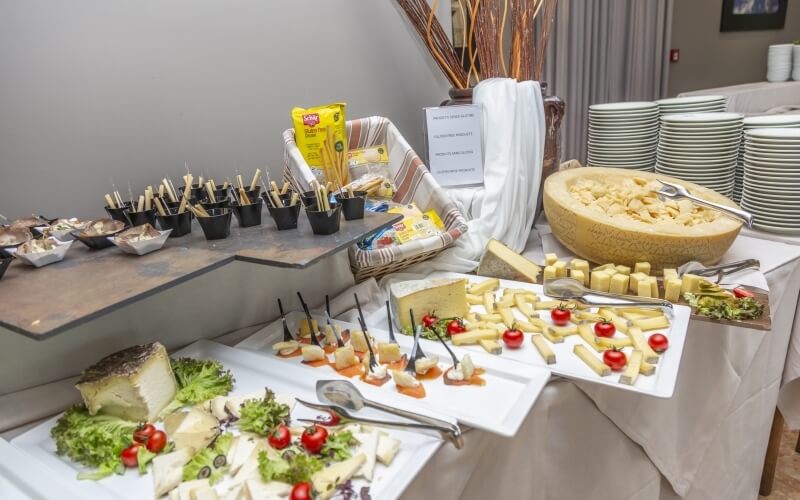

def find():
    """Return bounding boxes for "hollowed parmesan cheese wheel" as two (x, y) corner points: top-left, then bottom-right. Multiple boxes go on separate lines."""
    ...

(543, 167), (741, 270)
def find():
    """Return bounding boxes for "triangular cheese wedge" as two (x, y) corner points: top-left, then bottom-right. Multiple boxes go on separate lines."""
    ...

(312, 454), (366, 499)
(153, 447), (195, 497)
(355, 430), (379, 481)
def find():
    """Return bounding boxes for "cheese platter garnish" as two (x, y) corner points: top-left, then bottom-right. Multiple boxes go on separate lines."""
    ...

(398, 271), (692, 398)
(12, 340), (442, 500)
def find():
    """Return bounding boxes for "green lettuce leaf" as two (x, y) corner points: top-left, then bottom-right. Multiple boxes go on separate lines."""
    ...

(237, 389), (290, 436)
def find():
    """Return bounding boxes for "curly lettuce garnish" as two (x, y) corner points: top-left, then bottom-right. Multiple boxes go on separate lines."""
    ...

(162, 358), (235, 414)
(182, 433), (234, 484)
(258, 448), (324, 484)
(237, 389), (290, 436)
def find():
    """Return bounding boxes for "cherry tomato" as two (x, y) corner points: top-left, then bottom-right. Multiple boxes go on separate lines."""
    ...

(300, 425), (329, 454)
(319, 411), (340, 426)
(502, 328), (524, 349)
(133, 423), (156, 444)
(268, 425), (292, 450)
(290, 482), (312, 500)
(146, 430), (167, 453)
(550, 304), (571, 326)
(648, 333), (669, 353)
(733, 287), (755, 299)
(120, 443), (141, 468)
(602, 349), (627, 372)
(446, 319), (466, 336)
(594, 320), (616, 338)
(421, 313), (438, 328)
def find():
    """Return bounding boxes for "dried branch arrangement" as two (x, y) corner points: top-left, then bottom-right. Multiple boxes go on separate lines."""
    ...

(396, 0), (558, 88)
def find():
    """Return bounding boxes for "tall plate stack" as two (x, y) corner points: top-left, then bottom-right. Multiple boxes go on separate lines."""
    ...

(740, 128), (800, 235)
(656, 113), (744, 198)
(656, 95), (727, 116)
(767, 44), (793, 82)
(734, 115), (800, 202)
(587, 102), (659, 171)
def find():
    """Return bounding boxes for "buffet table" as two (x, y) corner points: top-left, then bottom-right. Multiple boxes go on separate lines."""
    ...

(679, 81), (800, 115)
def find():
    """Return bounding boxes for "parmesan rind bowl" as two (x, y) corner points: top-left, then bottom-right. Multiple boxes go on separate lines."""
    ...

(543, 167), (742, 270)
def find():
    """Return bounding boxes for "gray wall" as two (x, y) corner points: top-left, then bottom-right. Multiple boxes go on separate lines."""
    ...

(0, 1), (450, 220)
(668, 0), (800, 96)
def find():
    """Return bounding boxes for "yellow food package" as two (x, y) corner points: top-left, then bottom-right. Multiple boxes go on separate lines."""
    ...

(291, 102), (347, 176)
(387, 203), (445, 244)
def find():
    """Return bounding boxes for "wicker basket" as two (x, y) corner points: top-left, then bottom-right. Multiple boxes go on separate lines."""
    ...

(283, 116), (468, 282)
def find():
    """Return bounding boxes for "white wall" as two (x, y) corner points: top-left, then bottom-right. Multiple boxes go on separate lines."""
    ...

(0, 0), (450, 220)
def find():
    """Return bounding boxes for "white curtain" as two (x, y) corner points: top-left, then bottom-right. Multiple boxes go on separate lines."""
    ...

(541, 0), (674, 163)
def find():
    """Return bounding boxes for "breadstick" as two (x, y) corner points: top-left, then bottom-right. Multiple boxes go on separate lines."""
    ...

(104, 193), (117, 209)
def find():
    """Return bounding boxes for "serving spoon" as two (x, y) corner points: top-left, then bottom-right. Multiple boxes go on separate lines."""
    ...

(544, 277), (673, 313)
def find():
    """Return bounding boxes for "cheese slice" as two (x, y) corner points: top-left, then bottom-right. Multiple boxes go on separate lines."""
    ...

(243, 480), (291, 500)
(192, 487), (220, 500)
(164, 408), (220, 451)
(356, 429), (379, 480)
(230, 433), (259, 475)
(301, 345), (326, 362)
(477, 239), (541, 283)
(377, 343), (401, 363)
(391, 279), (469, 330)
(349, 330), (370, 352)
(178, 479), (211, 500)
(75, 342), (177, 421)
(376, 433), (401, 465)
(153, 447), (195, 497)
(312, 454), (366, 499)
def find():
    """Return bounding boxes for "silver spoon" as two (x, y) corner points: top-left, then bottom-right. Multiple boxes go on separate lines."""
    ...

(656, 179), (753, 227)
(544, 277), (674, 313)
(315, 380), (462, 446)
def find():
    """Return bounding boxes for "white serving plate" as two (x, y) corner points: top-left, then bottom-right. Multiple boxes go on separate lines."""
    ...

(746, 128), (800, 140)
(12, 239), (73, 268)
(661, 112), (743, 124)
(236, 312), (550, 437)
(110, 229), (171, 256)
(0, 438), (86, 500)
(743, 150), (800, 160)
(658, 136), (741, 146)
(743, 115), (800, 126)
(588, 130), (659, 139)
(752, 221), (800, 235)
(743, 166), (800, 178)
(589, 101), (657, 112)
(421, 273), (691, 399)
(11, 340), (443, 500)
(656, 95), (726, 106)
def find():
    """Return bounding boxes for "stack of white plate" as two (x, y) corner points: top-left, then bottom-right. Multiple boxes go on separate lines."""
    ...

(656, 112), (744, 197)
(793, 45), (800, 82)
(734, 115), (800, 202)
(656, 95), (727, 115)
(767, 44), (793, 82)
(740, 128), (800, 235)
(587, 101), (659, 171)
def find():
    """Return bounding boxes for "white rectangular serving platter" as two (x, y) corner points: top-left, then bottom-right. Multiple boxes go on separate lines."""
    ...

(422, 272), (691, 398)
(237, 311), (551, 437)
(0, 438), (85, 500)
(11, 340), (443, 500)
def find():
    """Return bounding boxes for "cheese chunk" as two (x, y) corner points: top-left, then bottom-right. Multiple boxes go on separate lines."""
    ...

(662, 268), (678, 281)
(570, 269), (585, 285)
(75, 342), (177, 421)
(590, 270), (611, 292)
(377, 343), (401, 363)
(313, 454), (366, 500)
(479, 339), (503, 354)
(334, 346), (359, 369)
(356, 429), (379, 480)
(349, 330), (370, 352)
(665, 278), (682, 302)
(299, 319), (318, 338)
(571, 259), (591, 285)
(477, 239), (541, 283)
(554, 260), (568, 278)
(391, 279), (468, 330)
(629, 272), (648, 294)
(615, 265), (631, 275)
(244, 480), (291, 500)
(634, 262), (651, 275)
(301, 345), (326, 362)
(649, 277), (659, 298)
(543, 265), (557, 280)
(376, 433), (401, 465)
(681, 274), (702, 295)
(545, 253), (558, 266)
(153, 447), (195, 497)
(637, 280), (652, 298)
(609, 273), (629, 295)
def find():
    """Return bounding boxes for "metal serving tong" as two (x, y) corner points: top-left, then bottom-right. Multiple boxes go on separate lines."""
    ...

(544, 278), (673, 314)
(656, 179), (753, 227)
(301, 380), (463, 448)
(677, 258), (760, 283)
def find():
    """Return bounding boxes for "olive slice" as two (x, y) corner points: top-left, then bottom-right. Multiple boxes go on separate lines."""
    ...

(197, 465), (212, 479)
(213, 454), (227, 468)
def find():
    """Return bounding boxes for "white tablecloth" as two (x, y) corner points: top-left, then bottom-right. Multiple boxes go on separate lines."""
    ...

(679, 81), (800, 115)
(324, 231), (800, 499)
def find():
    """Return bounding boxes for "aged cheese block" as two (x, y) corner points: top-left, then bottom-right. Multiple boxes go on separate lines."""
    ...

(75, 342), (177, 421)
(477, 239), (542, 283)
(390, 279), (469, 330)
(543, 167), (741, 270)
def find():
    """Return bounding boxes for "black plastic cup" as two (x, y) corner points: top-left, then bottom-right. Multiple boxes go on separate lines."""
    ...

(212, 186), (230, 200)
(267, 203), (301, 230)
(197, 208), (232, 240)
(0, 256), (11, 280)
(231, 198), (264, 228)
(335, 191), (367, 220)
(244, 185), (261, 200)
(156, 210), (193, 237)
(125, 208), (157, 227)
(180, 185), (204, 202)
(301, 190), (317, 208)
(105, 202), (132, 224)
(260, 191), (295, 209)
(199, 197), (230, 211)
(306, 204), (342, 235)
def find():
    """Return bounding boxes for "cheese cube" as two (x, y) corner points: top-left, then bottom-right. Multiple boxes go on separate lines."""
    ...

(390, 278), (469, 330)
(75, 342), (177, 421)
(554, 260), (568, 277)
(637, 280), (652, 298)
(615, 265), (631, 275)
(665, 278), (683, 302)
(543, 265), (557, 280)
(570, 259), (590, 285)
(570, 269), (585, 285)
(649, 277), (659, 298)
(609, 273), (629, 295)
(545, 253), (558, 266)
(299, 319), (318, 338)
(662, 268), (678, 281)
(477, 239), (541, 283)
(376, 434), (401, 465)
(629, 272), (648, 294)
(377, 343), (401, 363)
(681, 274), (702, 295)
(634, 262), (651, 275)
(590, 270), (611, 292)
(593, 263), (616, 272)
(334, 346), (358, 369)
(301, 345), (326, 362)
(350, 330), (370, 352)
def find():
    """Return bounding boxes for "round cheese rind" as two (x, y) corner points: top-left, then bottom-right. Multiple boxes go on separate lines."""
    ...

(543, 167), (741, 270)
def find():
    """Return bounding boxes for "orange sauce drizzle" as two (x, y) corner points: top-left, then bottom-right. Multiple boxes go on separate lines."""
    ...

(415, 365), (443, 381)
(397, 384), (426, 399)
(382, 355), (408, 372)
(302, 358), (330, 368)
(442, 367), (487, 386)
(329, 362), (364, 378)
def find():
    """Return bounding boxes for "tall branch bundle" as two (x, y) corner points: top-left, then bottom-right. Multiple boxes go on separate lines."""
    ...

(396, 0), (558, 88)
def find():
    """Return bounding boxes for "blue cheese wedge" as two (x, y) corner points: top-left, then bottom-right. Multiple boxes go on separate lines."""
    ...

(75, 342), (177, 421)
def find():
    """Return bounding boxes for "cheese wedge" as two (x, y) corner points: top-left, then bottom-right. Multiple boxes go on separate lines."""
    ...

(301, 345), (326, 362)
(312, 454), (366, 499)
(477, 239), (542, 283)
(230, 433), (259, 475)
(377, 343), (402, 363)
(153, 447), (195, 497)
(75, 342), (177, 421)
(356, 429), (379, 480)
(164, 408), (220, 451)
(391, 279), (469, 330)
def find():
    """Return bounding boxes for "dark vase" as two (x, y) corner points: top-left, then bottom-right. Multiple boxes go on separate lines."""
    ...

(441, 84), (565, 218)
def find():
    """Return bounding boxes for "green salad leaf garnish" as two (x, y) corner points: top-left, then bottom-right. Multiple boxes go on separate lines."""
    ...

(162, 358), (235, 414)
(237, 389), (290, 436)
(685, 293), (764, 321)
(182, 433), (234, 484)
(258, 448), (324, 484)
(321, 430), (357, 462)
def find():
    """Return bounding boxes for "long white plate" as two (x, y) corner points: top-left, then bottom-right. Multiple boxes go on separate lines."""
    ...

(422, 272), (691, 399)
(11, 340), (443, 500)
(237, 312), (551, 437)
(0, 438), (86, 500)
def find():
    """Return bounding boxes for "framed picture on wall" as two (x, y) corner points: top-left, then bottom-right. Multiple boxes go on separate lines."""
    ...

(720, 0), (788, 31)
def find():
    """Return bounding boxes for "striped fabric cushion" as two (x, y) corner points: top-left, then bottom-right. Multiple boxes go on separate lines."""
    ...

(283, 116), (468, 268)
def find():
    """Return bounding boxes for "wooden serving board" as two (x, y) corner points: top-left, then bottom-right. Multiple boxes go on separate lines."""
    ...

(673, 283), (772, 332)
